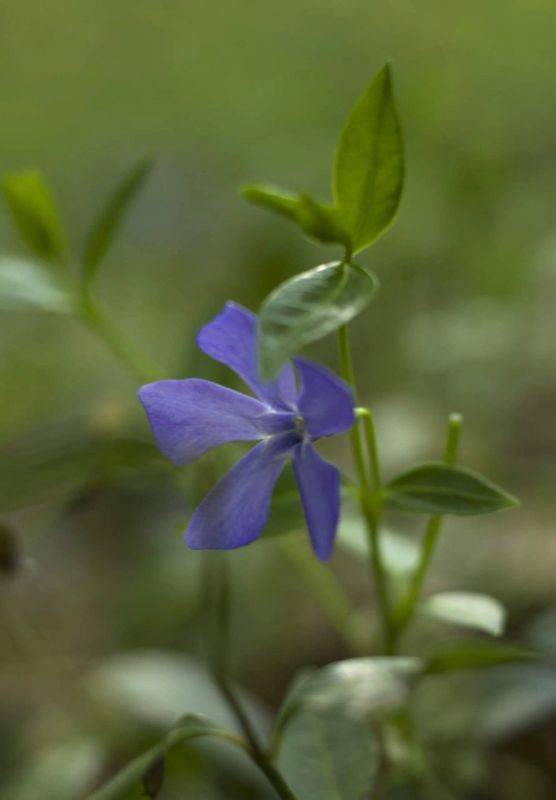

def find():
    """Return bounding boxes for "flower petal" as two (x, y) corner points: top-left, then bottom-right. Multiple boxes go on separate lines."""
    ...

(292, 441), (340, 561)
(138, 379), (271, 465)
(295, 357), (354, 438)
(196, 302), (297, 408)
(185, 434), (294, 550)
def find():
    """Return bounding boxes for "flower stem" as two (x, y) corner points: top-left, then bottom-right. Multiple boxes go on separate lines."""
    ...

(337, 324), (395, 654)
(80, 292), (163, 384)
(394, 413), (463, 635)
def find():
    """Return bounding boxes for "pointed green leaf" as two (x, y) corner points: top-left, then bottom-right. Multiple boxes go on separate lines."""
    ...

(3, 170), (67, 264)
(83, 156), (154, 283)
(385, 462), (519, 516)
(333, 63), (404, 253)
(422, 592), (507, 636)
(87, 715), (230, 800)
(0, 257), (76, 314)
(277, 705), (377, 800)
(242, 184), (350, 246)
(259, 260), (379, 379)
(425, 640), (538, 675)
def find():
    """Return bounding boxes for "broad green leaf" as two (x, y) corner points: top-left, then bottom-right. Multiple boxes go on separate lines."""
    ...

(3, 170), (67, 264)
(425, 640), (538, 675)
(83, 156), (154, 284)
(0, 257), (76, 314)
(333, 63), (404, 253)
(242, 184), (349, 246)
(259, 260), (378, 379)
(87, 715), (229, 800)
(421, 591), (507, 637)
(277, 706), (377, 800)
(385, 462), (519, 515)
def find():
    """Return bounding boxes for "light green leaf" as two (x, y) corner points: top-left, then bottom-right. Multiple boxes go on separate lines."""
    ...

(87, 715), (230, 800)
(333, 63), (404, 254)
(277, 706), (377, 800)
(425, 640), (538, 675)
(338, 508), (420, 574)
(259, 260), (378, 379)
(3, 170), (67, 264)
(0, 256), (76, 314)
(385, 462), (519, 516)
(83, 156), (154, 284)
(421, 591), (507, 636)
(242, 184), (349, 246)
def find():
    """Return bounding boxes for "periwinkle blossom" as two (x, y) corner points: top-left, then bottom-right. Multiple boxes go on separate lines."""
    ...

(138, 302), (354, 560)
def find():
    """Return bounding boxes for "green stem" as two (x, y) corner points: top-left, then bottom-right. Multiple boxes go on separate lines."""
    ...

(394, 413), (463, 634)
(278, 537), (369, 654)
(80, 293), (163, 384)
(337, 324), (394, 653)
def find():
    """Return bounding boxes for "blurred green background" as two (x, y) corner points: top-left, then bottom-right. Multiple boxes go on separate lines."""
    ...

(1, 1), (555, 797)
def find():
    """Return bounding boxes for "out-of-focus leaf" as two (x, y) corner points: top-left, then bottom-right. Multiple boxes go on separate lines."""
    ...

(425, 640), (538, 675)
(421, 592), (506, 637)
(482, 664), (556, 741)
(385, 462), (519, 515)
(87, 650), (269, 736)
(87, 715), (230, 800)
(141, 756), (165, 799)
(242, 184), (349, 246)
(83, 156), (154, 284)
(3, 170), (67, 264)
(259, 260), (378, 379)
(277, 705), (377, 800)
(338, 508), (420, 574)
(0, 257), (76, 314)
(333, 63), (404, 253)
(3, 738), (104, 800)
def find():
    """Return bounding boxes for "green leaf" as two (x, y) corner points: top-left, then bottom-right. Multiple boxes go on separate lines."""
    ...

(385, 462), (519, 516)
(425, 640), (538, 675)
(242, 184), (349, 246)
(0, 256), (76, 314)
(259, 260), (378, 379)
(338, 508), (420, 574)
(83, 156), (154, 284)
(3, 170), (67, 264)
(277, 706), (377, 800)
(421, 591), (507, 637)
(87, 715), (228, 800)
(333, 63), (404, 254)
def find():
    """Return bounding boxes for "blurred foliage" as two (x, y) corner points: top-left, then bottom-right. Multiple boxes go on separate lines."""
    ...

(1, 0), (556, 797)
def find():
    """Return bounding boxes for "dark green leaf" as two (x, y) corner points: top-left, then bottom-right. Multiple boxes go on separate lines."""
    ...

(421, 592), (507, 636)
(242, 184), (349, 246)
(0, 257), (76, 314)
(141, 756), (165, 799)
(83, 156), (154, 283)
(259, 260), (378, 379)
(333, 63), (404, 253)
(277, 706), (377, 800)
(3, 170), (67, 264)
(425, 641), (538, 675)
(385, 462), (519, 515)
(87, 715), (228, 800)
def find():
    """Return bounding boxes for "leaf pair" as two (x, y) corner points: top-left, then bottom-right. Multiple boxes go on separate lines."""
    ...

(243, 63), (403, 256)
(0, 157), (153, 314)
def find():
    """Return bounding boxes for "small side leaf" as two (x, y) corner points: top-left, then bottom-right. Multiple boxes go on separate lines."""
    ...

(83, 156), (154, 284)
(385, 462), (519, 516)
(425, 640), (538, 675)
(242, 184), (349, 246)
(333, 63), (404, 253)
(421, 592), (507, 637)
(0, 257), (76, 314)
(3, 170), (67, 264)
(87, 714), (229, 800)
(259, 260), (379, 379)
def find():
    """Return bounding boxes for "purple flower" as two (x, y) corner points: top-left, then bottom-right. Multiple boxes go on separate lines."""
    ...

(138, 302), (354, 560)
